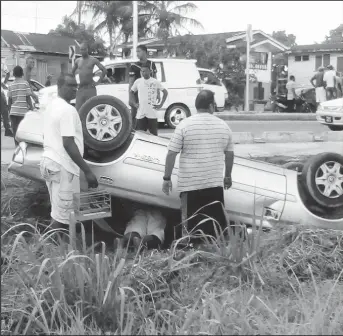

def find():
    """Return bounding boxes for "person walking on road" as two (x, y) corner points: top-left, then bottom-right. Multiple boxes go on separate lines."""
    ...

(1, 59), (13, 137)
(40, 73), (98, 231)
(323, 65), (337, 101)
(24, 55), (39, 104)
(72, 42), (107, 112)
(45, 74), (52, 87)
(310, 67), (326, 107)
(130, 63), (168, 136)
(162, 90), (234, 243)
(129, 45), (158, 129)
(286, 75), (298, 112)
(7, 66), (33, 145)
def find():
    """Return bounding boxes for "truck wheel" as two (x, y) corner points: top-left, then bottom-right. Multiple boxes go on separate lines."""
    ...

(301, 153), (343, 209)
(79, 95), (132, 152)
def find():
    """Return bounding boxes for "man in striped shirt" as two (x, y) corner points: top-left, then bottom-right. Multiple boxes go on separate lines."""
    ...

(8, 66), (33, 145)
(162, 90), (234, 242)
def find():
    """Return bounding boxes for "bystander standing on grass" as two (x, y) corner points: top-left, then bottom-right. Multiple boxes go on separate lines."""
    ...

(40, 73), (98, 231)
(162, 89), (234, 242)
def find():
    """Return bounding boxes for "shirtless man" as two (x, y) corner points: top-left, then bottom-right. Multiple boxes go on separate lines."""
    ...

(72, 42), (107, 112)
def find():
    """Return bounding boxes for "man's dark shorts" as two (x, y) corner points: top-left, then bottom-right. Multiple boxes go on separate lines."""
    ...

(136, 117), (158, 136)
(180, 187), (228, 240)
(76, 85), (97, 112)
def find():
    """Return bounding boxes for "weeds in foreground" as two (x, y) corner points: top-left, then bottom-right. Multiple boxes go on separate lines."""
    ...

(1, 164), (343, 335)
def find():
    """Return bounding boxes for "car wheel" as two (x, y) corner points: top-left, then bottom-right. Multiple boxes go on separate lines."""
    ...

(283, 161), (304, 172)
(301, 153), (343, 209)
(165, 105), (190, 129)
(79, 95), (132, 152)
(328, 125), (343, 131)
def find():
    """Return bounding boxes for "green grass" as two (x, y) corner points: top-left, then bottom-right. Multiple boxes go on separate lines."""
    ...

(1, 163), (343, 335)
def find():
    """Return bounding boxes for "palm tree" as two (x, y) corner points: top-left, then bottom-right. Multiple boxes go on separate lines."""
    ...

(140, 1), (204, 46)
(81, 1), (130, 53)
(119, 1), (154, 43)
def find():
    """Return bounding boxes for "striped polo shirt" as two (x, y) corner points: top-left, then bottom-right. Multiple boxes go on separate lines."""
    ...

(168, 113), (234, 193)
(8, 78), (32, 116)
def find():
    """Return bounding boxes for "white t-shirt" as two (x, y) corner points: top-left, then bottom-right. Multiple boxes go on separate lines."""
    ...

(286, 80), (296, 100)
(42, 96), (84, 176)
(131, 77), (164, 119)
(323, 70), (336, 88)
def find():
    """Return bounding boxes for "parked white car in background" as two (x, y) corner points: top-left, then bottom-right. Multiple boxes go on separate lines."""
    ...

(197, 67), (227, 111)
(38, 58), (205, 129)
(316, 98), (343, 131)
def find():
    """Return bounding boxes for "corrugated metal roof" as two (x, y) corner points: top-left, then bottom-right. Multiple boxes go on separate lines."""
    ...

(288, 42), (343, 54)
(1, 29), (80, 55)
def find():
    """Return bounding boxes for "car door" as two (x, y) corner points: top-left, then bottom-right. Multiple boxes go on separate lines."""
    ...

(95, 64), (130, 107)
(199, 70), (225, 108)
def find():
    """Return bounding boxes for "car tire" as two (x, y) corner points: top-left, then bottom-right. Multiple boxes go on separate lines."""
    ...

(301, 153), (343, 209)
(79, 95), (132, 152)
(165, 104), (190, 129)
(283, 161), (304, 172)
(328, 125), (343, 131)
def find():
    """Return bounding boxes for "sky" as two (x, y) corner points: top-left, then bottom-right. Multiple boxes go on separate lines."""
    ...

(1, 1), (343, 45)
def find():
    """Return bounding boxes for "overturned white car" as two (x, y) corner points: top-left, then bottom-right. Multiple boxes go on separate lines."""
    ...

(8, 95), (343, 233)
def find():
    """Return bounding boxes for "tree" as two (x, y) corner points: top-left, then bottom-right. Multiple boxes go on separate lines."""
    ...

(272, 30), (297, 48)
(82, 1), (130, 53)
(49, 16), (107, 56)
(323, 24), (343, 43)
(139, 1), (203, 47)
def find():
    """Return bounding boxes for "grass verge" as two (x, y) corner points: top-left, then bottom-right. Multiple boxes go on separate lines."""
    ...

(1, 163), (343, 335)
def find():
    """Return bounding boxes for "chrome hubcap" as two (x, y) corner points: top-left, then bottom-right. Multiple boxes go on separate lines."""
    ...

(169, 108), (187, 126)
(86, 104), (122, 142)
(315, 161), (343, 199)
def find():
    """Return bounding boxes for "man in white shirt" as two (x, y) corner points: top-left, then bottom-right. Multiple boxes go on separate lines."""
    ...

(323, 65), (337, 101)
(40, 73), (98, 230)
(130, 63), (168, 136)
(286, 75), (298, 112)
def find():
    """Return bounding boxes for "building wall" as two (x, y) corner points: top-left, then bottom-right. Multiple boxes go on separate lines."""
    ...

(1, 48), (71, 85)
(288, 52), (341, 87)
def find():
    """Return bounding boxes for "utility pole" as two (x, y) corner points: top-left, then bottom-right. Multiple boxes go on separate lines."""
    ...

(34, 2), (38, 33)
(245, 24), (252, 112)
(132, 1), (138, 59)
(78, 1), (82, 25)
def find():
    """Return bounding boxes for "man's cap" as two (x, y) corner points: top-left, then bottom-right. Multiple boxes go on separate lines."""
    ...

(318, 66), (324, 71)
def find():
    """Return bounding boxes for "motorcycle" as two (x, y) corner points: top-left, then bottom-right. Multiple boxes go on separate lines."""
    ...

(270, 91), (316, 113)
(270, 93), (288, 112)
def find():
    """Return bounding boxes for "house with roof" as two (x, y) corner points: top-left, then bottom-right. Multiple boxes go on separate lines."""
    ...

(286, 42), (343, 87)
(1, 30), (104, 85)
(117, 30), (289, 103)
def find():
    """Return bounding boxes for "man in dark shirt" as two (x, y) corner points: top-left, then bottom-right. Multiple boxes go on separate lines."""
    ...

(310, 67), (326, 107)
(129, 45), (157, 129)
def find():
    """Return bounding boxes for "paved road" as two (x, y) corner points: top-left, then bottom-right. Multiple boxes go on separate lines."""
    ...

(159, 120), (327, 138)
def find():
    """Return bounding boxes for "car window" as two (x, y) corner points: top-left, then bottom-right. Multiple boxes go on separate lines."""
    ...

(30, 81), (43, 91)
(199, 70), (221, 86)
(94, 64), (128, 84)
